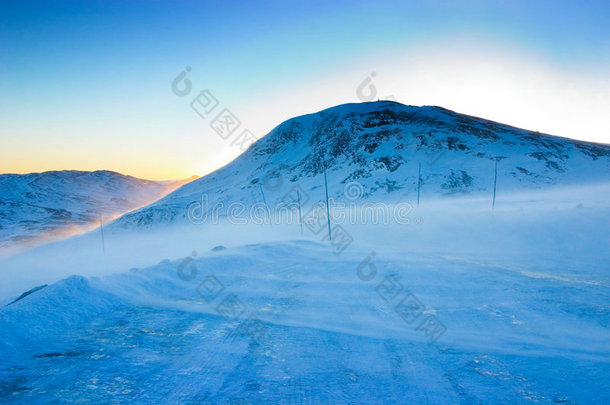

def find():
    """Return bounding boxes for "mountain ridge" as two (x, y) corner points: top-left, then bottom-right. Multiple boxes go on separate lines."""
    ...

(0, 170), (197, 254)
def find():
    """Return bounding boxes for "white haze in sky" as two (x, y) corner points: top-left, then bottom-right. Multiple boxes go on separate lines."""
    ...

(184, 42), (610, 177)
(224, 44), (606, 155)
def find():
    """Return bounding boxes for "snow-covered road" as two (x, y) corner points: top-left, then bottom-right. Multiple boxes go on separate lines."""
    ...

(1, 241), (608, 404)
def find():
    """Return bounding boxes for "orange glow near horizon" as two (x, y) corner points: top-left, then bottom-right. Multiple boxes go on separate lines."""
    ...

(0, 154), (202, 181)
(0, 166), (198, 182)
(0, 130), (235, 181)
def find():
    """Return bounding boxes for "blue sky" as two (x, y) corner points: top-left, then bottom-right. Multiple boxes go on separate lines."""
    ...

(1, 0), (609, 179)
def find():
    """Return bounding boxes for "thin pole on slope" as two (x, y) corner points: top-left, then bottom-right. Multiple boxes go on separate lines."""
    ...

(492, 159), (498, 209)
(323, 167), (332, 241)
(417, 162), (421, 208)
(259, 184), (271, 226)
(297, 189), (303, 237)
(99, 215), (106, 255)
(259, 184), (268, 206)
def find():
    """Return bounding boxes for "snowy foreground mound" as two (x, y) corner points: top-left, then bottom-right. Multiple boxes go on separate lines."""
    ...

(1, 232), (609, 403)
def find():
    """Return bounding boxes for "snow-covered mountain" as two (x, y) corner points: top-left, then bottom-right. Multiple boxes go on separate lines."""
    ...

(0, 170), (196, 254)
(0, 102), (608, 403)
(111, 101), (610, 229)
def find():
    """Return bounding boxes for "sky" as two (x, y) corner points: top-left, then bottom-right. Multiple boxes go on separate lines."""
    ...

(1, 0), (609, 180)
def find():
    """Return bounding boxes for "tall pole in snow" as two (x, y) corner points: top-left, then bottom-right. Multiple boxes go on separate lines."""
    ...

(259, 184), (271, 225)
(417, 163), (421, 208)
(99, 216), (106, 255)
(492, 159), (498, 209)
(259, 184), (268, 206)
(297, 189), (303, 237)
(323, 167), (332, 241)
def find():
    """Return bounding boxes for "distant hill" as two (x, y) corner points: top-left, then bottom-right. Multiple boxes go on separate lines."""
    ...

(0, 170), (197, 255)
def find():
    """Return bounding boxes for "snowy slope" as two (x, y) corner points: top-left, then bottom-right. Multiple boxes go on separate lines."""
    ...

(0, 233), (608, 403)
(0, 170), (196, 255)
(110, 101), (610, 230)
